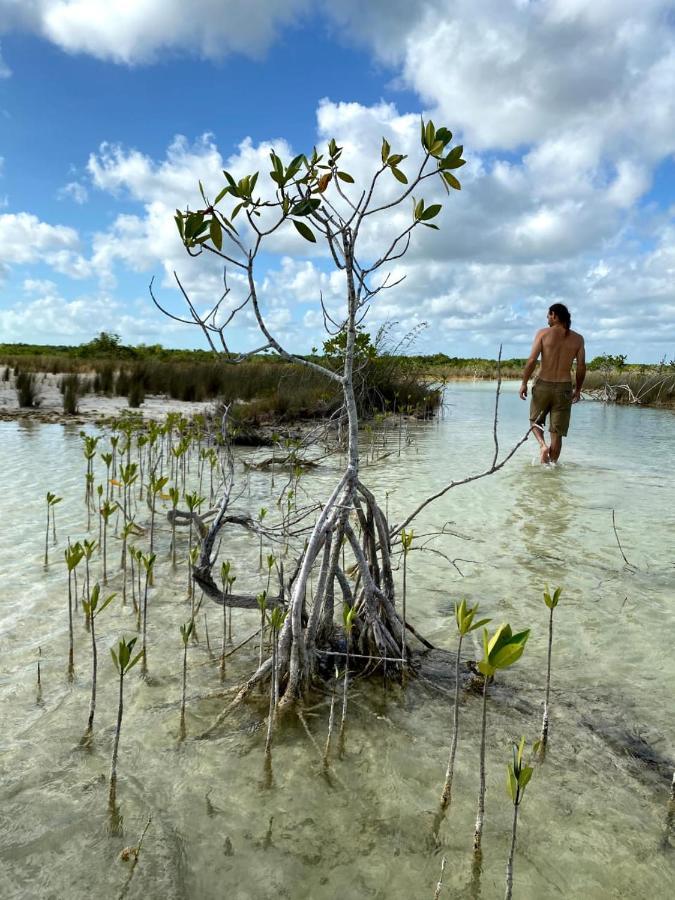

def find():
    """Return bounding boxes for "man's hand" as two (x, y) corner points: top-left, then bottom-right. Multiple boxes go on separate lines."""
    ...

(519, 381), (528, 400)
(572, 388), (582, 404)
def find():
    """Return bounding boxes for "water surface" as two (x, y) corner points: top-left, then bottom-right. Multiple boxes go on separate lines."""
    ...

(0, 385), (673, 899)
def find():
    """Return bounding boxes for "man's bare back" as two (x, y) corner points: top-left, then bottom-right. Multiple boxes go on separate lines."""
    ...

(519, 304), (586, 463)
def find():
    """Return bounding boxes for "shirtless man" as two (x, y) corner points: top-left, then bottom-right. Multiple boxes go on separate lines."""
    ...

(519, 303), (586, 464)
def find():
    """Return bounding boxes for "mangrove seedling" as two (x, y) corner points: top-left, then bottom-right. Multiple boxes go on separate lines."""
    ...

(264, 605), (287, 759)
(168, 486), (179, 567)
(257, 591), (268, 671)
(339, 603), (357, 753)
(265, 552), (276, 598)
(44, 492), (62, 566)
(505, 737), (535, 900)
(439, 600), (491, 811)
(82, 538), (98, 626)
(400, 528), (413, 666)
(179, 618), (194, 740)
(82, 583), (116, 739)
(119, 463), (139, 604)
(184, 490), (205, 598)
(257, 507), (268, 568)
(65, 542), (85, 679)
(96, 484), (103, 545)
(100, 498), (117, 584)
(474, 623), (530, 855)
(219, 561), (234, 681)
(100, 451), (113, 502)
(140, 552), (156, 676)
(120, 520), (139, 602)
(148, 474), (168, 554)
(540, 585), (562, 752)
(109, 636), (143, 807)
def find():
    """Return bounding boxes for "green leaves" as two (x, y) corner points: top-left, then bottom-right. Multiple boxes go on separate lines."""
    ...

(343, 603), (356, 635)
(184, 490), (205, 512)
(83, 582), (116, 618)
(65, 542), (84, 572)
(149, 475), (169, 496)
(400, 528), (414, 553)
(454, 598), (491, 637)
(46, 491), (62, 508)
(256, 590), (268, 615)
(543, 585), (562, 610)
(506, 737), (534, 805)
(293, 220), (316, 243)
(269, 606), (287, 633)
(180, 619), (194, 646)
(478, 623), (530, 677)
(413, 197), (443, 229)
(111, 636), (143, 675)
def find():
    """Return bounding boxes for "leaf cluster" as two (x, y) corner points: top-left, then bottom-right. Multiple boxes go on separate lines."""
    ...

(478, 623), (530, 678)
(111, 636), (143, 675)
(454, 598), (491, 637)
(507, 736), (534, 805)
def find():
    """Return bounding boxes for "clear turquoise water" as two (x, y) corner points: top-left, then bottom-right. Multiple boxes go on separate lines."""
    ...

(0, 386), (673, 899)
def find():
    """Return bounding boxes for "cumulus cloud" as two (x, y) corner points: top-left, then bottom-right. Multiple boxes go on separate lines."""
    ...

(0, 212), (89, 276)
(58, 181), (88, 204)
(0, 0), (311, 64)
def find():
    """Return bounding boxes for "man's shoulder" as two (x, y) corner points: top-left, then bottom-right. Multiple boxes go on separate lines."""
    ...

(569, 329), (584, 343)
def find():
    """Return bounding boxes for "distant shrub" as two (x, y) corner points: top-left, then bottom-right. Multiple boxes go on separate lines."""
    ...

(2, 366), (9, 381)
(93, 362), (116, 394)
(60, 373), (81, 415)
(15, 371), (40, 408)
(115, 369), (130, 397)
(127, 378), (145, 408)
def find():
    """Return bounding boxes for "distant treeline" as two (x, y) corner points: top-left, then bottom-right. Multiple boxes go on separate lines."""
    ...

(0, 334), (443, 422)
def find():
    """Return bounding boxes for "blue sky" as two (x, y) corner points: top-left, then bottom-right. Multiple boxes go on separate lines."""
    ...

(1, 1), (674, 362)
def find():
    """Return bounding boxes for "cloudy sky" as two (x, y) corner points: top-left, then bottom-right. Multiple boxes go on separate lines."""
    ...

(1, 1), (674, 361)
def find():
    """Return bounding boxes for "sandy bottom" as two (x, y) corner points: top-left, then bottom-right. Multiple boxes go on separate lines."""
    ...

(0, 372), (214, 423)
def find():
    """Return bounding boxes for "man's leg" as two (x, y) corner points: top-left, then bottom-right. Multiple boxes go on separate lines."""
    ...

(549, 431), (562, 462)
(531, 422), (550, 463)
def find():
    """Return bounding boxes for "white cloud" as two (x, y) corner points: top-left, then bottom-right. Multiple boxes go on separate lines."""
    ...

(0, 211), (82, 267)
(58, 181), (88, 204)
(0, 0), (311, 64)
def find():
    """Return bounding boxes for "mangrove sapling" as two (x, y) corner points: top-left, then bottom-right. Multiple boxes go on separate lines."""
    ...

(65, 542), (85, 679)
(400, 528), (413, 669)
(109, 636), (143, 808)
(338, 603), (356, 755)
(100, 499), (116, 584)
(82, 583), (116, 740)
(155, 123), (539, 713)
(140, 552), (156, 676)
(540, 586), (562, 753)
(179, 619), (194, 740)
(439, 600), (492, 812)
(505, 738), (535, 900)
(81, 434), (100, 531)
(120, 520), (139, 602)
(44, 492), (62, 566)
(148, 474), (168, 554)
(36, 646), (42, 704)
(474, 624), (530, 856)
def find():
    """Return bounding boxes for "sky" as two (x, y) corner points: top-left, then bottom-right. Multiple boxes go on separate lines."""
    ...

(1, 1), (674, 362)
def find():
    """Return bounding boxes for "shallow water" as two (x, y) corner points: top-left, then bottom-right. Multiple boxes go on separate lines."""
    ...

(0, 384), (674, 899)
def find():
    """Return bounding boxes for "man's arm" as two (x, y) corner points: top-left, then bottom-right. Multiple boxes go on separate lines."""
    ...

(573, 338), (586, 402)
(519, 331), (543, 400)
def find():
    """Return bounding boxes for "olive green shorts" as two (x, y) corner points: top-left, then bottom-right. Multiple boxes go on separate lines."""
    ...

(529, 380), (573, 437)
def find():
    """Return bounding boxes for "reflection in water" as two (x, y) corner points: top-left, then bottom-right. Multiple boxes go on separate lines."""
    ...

(506, 465), (574, 558)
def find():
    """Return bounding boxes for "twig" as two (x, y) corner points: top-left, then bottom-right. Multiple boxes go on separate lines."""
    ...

(118, 815), (152, 900)
(433, 856), (447, 899)
(612, 509), (635, 569)
(492, 344), (502, 468)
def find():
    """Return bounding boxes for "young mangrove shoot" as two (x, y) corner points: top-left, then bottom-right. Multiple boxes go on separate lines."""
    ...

(440, 599), (491, 812)
(140, 552), (156, 676)
(219, 561), (233, 680)
(109, 636), (143, 808)
(505, 737), (535, 900)
(474, 623), (530, 856)
(65, 542), (85, 680)
(99, 498), (117, 584)
(179, 618), (194, 740)
(540, 585), (562, 752)
(339, 603), (357, 754)
(44, 492), (62, 566)
(82, 583), (116, 740)
(400, 528), (414, 669)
